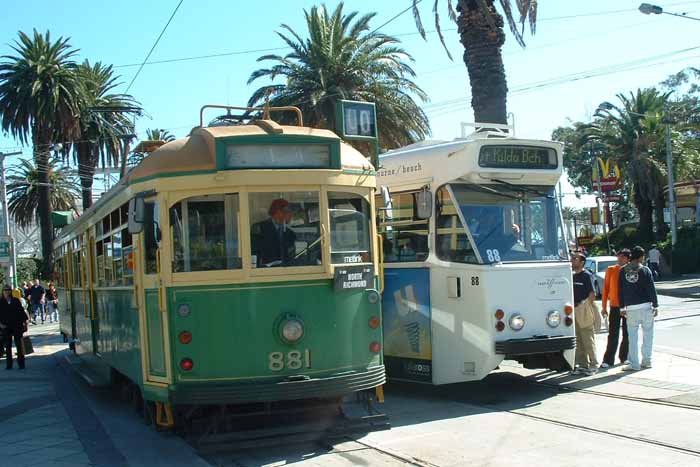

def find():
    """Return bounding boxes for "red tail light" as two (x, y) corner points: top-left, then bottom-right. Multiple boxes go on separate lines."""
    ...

(565, 317), (573, 327)
(179, 331), (192, 344)
(495, 321), (506, 332)
(495, 309), (505, 320)
(180, 358), (194, 371)
(368, 316), (380, 329)
(564, 304), (574, 316)
(370, 341), (381, 353)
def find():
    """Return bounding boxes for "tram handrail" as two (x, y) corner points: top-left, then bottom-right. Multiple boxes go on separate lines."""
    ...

(199, 105), (304, 128)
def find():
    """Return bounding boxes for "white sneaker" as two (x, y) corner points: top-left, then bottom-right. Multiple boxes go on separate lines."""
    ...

(570, 367), (584, 375)
(621, 364), (640, 372)
(641, 362), (652, 369)
(584, 368), (598, 376)
(600, 363), (610, 369)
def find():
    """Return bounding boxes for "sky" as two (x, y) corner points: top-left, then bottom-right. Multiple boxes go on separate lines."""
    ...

(2, 0), (700, 207)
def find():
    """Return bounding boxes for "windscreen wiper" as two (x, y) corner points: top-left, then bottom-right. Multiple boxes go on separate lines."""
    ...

(489, 179), (554, 199)
(469, 184), (519, 200)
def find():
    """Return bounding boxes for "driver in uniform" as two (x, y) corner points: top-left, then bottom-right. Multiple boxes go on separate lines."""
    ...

(251, 198), (296, 267)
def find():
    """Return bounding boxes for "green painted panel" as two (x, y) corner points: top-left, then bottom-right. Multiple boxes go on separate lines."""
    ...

(168, 280), (382, 381)
(57, 287), (75, 339)
(71, 290), (94, 356)
(145, 290), (166, 377)
(93, 289), (143, 384)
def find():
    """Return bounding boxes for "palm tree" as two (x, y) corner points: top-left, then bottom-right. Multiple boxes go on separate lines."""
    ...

(128, 128), (176, 166)
(590, 89), (670, 241)
(7, 157), (80, 229)
(247, 3), (430, 149)
(0, 30), (81, 276)
(73, 60), (141, 210)
(413, 0), (537, 125)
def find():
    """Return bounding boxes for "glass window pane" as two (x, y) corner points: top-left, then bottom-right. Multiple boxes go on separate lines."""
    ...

(249, 192), (321, 268)
(435, 186), (477, 263)
(329, 192), (372, 264)
(170, 194), (241, 272)
(144, 201), (159, 275)
(378, 191), (428, 263)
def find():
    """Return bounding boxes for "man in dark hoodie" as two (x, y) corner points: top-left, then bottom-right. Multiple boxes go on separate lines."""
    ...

(618, 246), (658, 372)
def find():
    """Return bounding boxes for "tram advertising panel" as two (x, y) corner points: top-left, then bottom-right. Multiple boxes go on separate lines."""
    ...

(382, 268), (432, 383)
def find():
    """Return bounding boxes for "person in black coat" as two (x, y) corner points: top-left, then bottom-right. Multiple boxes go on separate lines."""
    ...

(251, 198), (297, 267)
(0, 284), (28, 369)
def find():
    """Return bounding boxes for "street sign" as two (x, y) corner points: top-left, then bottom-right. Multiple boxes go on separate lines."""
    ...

(0, 236), (11, 263)
(593, 177), (621, 192)
(605, 194), (622, 202)
(577, 236), (594, 246)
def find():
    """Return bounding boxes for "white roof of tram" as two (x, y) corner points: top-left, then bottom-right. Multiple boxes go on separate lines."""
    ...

(377, 132), (564, 191)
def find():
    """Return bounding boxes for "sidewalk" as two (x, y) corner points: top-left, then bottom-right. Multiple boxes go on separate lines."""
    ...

(502, 330), (700, 408)
(0, 322), (210, 467)
(655, 273), (700, 298)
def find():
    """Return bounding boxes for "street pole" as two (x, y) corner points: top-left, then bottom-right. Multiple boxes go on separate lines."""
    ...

(0, 150), (22, 287)
(666, 123), (677, 246)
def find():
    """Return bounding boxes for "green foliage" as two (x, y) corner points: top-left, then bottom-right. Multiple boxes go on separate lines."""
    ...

(669, 226), (700, 274)
(17, 258), (39, 283)
(247, 3), (430, 149)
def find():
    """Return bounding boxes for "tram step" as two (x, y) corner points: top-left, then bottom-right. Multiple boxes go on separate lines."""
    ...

(63, 354), (111, 387)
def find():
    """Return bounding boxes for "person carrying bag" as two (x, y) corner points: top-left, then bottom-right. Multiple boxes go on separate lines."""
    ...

(0, 284), (29, 369)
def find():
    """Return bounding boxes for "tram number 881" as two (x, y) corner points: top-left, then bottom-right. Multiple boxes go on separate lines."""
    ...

(268, 349), (312, 371)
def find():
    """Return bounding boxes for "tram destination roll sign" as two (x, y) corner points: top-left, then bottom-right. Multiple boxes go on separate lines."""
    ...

(479, 145), (558, 170)
(334, 265), (374, 291)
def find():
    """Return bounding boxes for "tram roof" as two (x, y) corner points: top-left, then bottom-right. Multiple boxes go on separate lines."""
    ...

(126, 122), (373, 184)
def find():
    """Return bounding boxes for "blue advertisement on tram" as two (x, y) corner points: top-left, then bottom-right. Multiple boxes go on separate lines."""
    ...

(382, 267), (432, 382)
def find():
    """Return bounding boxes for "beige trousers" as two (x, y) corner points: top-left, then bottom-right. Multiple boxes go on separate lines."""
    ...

(575, 302), (598, 369)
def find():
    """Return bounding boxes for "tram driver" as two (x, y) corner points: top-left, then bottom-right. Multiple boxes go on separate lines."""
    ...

(251, 198), (297, 267)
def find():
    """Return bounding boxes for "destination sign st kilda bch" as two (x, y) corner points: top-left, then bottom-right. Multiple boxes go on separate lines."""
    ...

(478, 145), (558, 170)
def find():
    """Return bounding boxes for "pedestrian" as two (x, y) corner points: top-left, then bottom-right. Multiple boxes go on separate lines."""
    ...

(619, 246), (658, 372)
(648, 244), (661, 280)
(600, 248), (631, 369)
(29, 278), (46, 324)
(46, 282), (58, 323)
(0, 284), (28, 370)
(570, 252), (599, 375)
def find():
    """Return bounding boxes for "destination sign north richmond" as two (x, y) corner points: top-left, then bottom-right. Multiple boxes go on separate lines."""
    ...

(478, 146), (558, 170)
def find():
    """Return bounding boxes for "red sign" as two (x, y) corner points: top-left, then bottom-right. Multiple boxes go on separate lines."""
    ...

(594, 177), (621, 192)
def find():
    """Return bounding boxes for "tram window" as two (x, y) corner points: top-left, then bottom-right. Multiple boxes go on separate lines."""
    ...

(328, 192), (372, 264)
(249, 191), (321, 268)
(144, 201), (160, 275)
(170, 194), (241, 273)
(104, 237), (114, 285)
(96, 240), (105, 286)
(377, 191), (428, 263)
(435, 186), (478, 264)
(113, 231), (122, 285)
(122, 228), (133, 285)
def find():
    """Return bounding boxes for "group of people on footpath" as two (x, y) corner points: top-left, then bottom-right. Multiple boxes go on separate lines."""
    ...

(571, 245), (658, 376)
(0, 279), (59, 370)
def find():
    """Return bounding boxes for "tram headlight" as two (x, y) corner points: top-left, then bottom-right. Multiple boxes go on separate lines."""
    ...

(281, 318), (305, 343)
(367, 290), (380, 305)
(509, 313), (525, 331)
(546, 310), (561, 328)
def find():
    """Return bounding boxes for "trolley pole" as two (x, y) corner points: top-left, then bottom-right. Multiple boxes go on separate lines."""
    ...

(0, 151), (22, 287)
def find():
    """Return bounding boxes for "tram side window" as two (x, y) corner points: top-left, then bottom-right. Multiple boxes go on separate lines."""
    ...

(377, 191), (428, 263)
(144, 201), (160, 275)
(96, 240), (105, 286)
(122, 228), (134, 285)
(436, 186), (477, 264)
(112, 230), (122, 285)
(249, 191), (321, 268)
(328, 192), (372, 264)
(170, 194), (241, 272)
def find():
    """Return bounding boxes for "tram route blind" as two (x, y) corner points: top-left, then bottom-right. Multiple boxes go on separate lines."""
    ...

(225, 144), (330, 169)
(478, 145), (557, 170)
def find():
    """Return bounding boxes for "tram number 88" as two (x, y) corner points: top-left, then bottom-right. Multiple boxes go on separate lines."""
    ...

(268, 349), (311, 371)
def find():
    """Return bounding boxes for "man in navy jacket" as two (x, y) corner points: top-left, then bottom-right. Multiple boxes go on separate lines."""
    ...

(618, 246), (658, 371)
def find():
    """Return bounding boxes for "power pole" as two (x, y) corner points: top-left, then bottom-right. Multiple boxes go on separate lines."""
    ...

(0, 150), (23, 287)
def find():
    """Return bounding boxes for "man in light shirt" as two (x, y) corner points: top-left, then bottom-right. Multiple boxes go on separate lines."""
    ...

(648, 244), (661, 280)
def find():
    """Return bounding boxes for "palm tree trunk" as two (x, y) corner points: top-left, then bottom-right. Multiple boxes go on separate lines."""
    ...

(457, 0), (508, 125)
(34, 131), (54, 278)
(79, 163), (94, 210)
(634, 185), (653, 242)
(654, 193), (668, 239)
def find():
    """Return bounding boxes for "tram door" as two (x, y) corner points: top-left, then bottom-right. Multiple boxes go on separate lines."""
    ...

(137, 198), (170, 383)
(87, 232), (99, 354)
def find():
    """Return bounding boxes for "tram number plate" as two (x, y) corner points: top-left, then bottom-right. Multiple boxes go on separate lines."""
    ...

(268, 350), (311, 371)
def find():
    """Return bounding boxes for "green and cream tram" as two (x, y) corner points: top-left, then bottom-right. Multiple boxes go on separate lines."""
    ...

(377, 127), (575, 384)
(53, 106), (384, 426)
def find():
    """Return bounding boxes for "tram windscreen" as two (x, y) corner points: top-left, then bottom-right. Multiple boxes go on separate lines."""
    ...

(449, 184), (567, 264)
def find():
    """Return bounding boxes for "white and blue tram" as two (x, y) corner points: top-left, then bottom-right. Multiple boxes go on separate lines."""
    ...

(377, 128), (575, 384)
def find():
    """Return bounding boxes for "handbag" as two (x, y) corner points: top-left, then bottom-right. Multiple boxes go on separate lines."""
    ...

(22, 335), (34, 355)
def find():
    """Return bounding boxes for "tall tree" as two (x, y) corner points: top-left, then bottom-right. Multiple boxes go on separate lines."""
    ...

(7, 157), (80, 229)
(0, 30), (81, 276)
(73, 60), (140, 210)
(413, 0), (537, 125)
(247, 3), (430, 149)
